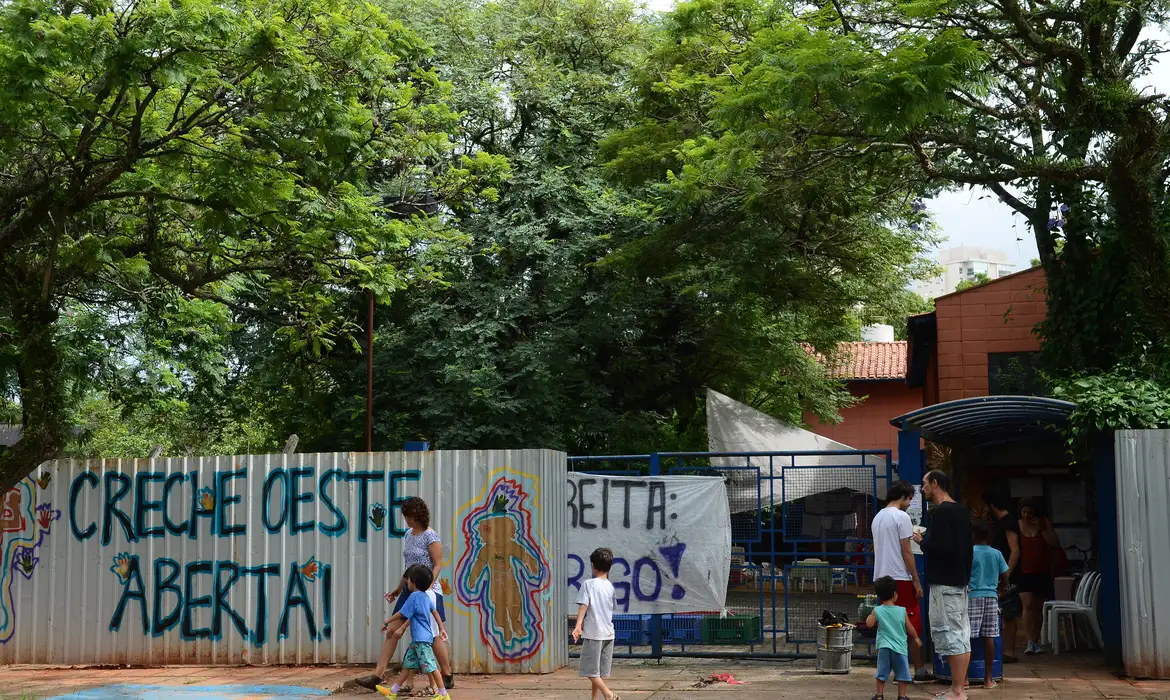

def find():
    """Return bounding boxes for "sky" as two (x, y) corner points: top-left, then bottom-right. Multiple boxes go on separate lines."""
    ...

(642, 0), (1170, 268)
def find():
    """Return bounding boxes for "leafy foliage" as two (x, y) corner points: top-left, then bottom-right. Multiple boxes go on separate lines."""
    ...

(1054, 369), (1170, 456)
(954, 272), (992, 292)
(0, 0), (490, 487)
(0, 0), (974, 465)
(221, 0), (937, 456)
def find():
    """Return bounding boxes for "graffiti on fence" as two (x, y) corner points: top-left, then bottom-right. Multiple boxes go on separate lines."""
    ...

(0, 477), (61, 643)
(454, 473), (551, 663)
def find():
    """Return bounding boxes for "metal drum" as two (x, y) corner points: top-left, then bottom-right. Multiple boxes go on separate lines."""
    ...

(816, 624), (855, 674)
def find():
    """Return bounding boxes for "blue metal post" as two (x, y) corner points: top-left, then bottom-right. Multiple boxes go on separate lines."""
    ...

(896, 430), (929, 661)
(1094, 432), (1122, 666)
(897, 431), (923, 484)
(649, 452), (663, 659)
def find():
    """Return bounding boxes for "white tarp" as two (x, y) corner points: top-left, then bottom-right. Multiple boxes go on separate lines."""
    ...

(706, 388), (887, 511)
(565, 473), (730, 614)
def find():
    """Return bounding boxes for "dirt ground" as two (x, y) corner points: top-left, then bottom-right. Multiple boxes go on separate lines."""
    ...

(4, 651), (1170, 699)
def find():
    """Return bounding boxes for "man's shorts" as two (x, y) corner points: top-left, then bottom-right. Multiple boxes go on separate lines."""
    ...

(895, 579), (925, 636)
(929, 584), (972, 657)
(968, 596), (1000, 638)
(403, 641), (439, 674)
(579, 638), (614, 678)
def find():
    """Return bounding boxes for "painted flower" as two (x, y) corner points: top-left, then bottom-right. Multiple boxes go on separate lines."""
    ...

(197, 487), (216, 514)
(440, 578), (452, 597)
(300, 557), (319, 582)
(35, 472), (52, 490)
(369, 503), (386, 531)
(13, 547), (38, 580)
(35, 503), (60, 532)
(111, 553), (135, 585)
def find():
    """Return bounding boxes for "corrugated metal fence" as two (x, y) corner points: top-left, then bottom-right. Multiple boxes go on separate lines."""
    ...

(0, 450), (567, 673)
(1115, 430), (1170, 679)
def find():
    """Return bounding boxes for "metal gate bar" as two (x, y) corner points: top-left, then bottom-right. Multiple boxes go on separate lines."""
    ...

(567, 449), (892, 660)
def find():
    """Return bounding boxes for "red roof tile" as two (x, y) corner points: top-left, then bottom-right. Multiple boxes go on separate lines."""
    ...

(815, 341), (908, 380)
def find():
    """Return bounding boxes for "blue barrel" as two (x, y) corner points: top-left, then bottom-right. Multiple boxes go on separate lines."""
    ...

(932, 629), (1003, 682)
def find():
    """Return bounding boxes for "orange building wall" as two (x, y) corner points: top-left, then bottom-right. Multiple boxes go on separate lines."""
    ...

(934, 267), (1047, 403)
(805, 380), (923, 459)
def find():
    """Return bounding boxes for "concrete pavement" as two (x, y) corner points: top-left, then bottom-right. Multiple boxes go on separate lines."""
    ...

(2, 652), (1169, 699)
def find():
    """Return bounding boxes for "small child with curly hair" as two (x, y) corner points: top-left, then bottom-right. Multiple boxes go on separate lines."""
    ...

(866, 575), (921, 700)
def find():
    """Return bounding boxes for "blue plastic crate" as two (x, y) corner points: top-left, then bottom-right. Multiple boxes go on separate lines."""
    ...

(614, 614), (648, 646)
(568, 614), (649, 646)
(660, 614), (703, 644)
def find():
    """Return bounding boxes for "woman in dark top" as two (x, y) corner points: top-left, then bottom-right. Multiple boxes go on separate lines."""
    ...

(1017, 497), (1061, 655)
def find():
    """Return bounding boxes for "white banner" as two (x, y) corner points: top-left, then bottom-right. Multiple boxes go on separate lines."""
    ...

(565, 473), (731, 614)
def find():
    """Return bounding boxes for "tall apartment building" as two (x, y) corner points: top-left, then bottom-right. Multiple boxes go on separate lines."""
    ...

(915, 245), (1018, 299)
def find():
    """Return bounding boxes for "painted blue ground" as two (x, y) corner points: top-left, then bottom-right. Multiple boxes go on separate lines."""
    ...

(47, 684), (332, 699)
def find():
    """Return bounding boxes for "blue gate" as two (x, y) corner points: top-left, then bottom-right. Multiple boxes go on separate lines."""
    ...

(568, 450), (893, 658)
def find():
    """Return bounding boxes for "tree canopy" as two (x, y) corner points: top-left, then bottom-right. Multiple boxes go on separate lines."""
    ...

(8, 0), (1160, 470)
(0, 0), (499, 489)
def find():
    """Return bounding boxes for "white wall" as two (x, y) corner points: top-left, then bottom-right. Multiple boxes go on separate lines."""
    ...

(0, 450), (567, 673)
(1115, 430), (1170, 679)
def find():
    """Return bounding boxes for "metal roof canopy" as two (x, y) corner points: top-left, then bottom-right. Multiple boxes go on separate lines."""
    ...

(890, 395), (1076, 448)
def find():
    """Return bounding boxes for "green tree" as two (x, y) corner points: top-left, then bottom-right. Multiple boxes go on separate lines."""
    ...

(955, 272), (993, 291)
(0, 0), (469, 488)
(664, 0), (1170, 375)
(230, 0), (937, 455)
(858, 288), (933, 340)
(601, 0), (938, 408)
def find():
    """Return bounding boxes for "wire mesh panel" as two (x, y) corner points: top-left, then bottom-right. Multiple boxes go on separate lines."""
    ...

(565, 449), (892, 658)
(667, 463), (761, 542)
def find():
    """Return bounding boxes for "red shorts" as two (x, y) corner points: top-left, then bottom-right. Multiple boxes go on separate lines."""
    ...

(895, 579), (924, 636)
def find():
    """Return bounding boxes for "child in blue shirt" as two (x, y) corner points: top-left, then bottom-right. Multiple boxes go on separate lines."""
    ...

(866, 576), (922, 700)
(969, 519), (1010, 688)
(377, 565), (450, 700)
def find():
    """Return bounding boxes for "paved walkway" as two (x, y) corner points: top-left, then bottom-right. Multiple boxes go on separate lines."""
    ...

(3, 653), (1169, 699)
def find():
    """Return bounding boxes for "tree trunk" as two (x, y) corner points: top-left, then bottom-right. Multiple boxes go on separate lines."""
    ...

(0, 293), (67, 494)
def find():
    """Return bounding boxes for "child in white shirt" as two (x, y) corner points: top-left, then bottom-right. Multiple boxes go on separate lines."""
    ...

(571, 548), (620, 700)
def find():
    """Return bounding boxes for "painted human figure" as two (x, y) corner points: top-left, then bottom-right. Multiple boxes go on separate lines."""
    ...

(0, 490), (26, 534)
(466, 515), (542, 643)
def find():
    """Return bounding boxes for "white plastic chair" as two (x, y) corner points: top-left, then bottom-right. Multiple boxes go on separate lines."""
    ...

(1047, 573), (1104, 654)
(792, 559), (830, 592)
(831, 567), (857, 592)
(1040, 571), (1098, 646)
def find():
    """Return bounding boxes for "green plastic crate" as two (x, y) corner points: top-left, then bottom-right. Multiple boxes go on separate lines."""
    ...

(700, 614), (762, 643)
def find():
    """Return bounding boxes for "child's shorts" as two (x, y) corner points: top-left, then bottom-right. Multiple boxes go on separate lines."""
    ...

(969, 596), (1001, 638)
(578, 638), (614, 678)
(403, 641), (439, 674)
(876, 648), (911, 682)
